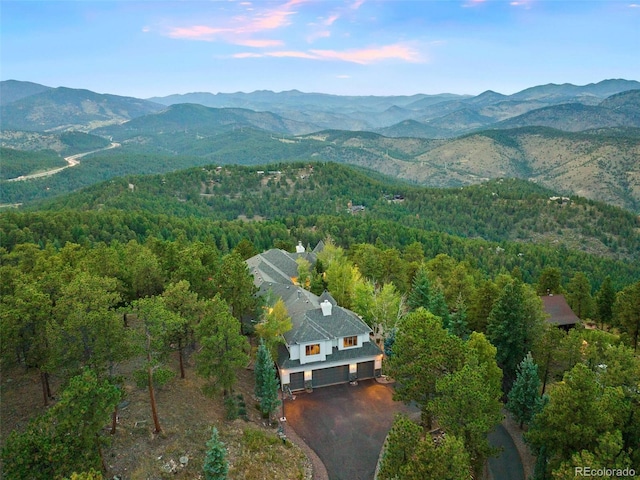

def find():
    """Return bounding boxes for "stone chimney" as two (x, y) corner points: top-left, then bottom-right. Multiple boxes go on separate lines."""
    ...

(296, 241), (305, 253)
(320, 300), (333, 317)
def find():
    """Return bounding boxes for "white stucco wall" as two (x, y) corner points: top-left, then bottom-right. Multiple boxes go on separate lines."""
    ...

(299, 339), (332, 364)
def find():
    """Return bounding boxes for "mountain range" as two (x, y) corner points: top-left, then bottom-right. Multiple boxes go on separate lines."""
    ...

(1, 78), (639, 212)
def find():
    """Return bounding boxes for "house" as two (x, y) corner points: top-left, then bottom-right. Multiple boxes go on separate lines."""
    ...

(246, 245), (383, 392)
(541, 294), (580, 331)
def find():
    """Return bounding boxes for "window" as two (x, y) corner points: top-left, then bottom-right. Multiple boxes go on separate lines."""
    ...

(305, 344), (321, 356)
(343, 336), (358, 348)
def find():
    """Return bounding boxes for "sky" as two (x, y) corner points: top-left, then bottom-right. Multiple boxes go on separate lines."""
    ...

(1, 0), (639, 98)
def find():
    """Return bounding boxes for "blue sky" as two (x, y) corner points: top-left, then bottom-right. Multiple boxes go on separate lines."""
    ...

(2, 0), (639, 98)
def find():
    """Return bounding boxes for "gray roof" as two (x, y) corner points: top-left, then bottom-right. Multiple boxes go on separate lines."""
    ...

(278, 341), (382, 369)
(248, 245), (372, 346)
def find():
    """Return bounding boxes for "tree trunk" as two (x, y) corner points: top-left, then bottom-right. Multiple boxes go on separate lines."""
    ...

(541, 352), (551, 396)
(178, 340), (185, 379)
(97, 434), (107, 472)
(110, 404), (118, 434)
(146, 332), (162, 434)
(148, 361), (162, 434)
(45, 372), (52, 398)
(40, 370), (49, 406)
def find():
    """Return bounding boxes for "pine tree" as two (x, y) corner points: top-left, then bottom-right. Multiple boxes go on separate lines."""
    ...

(566, 272), (593, 320)
(254, 340), (280, 420)
(487, 279), (545, 388)
(203, 427), (228, 480)
(507, 352), (543, 428)
(449, 293), (470, 340)
(407, 266), (430, 310)
(595, 275), (616, 329)
(428, 283), (450, 330)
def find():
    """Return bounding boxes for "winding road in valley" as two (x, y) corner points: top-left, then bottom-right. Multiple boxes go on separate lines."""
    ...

(6, 142), (120, 182)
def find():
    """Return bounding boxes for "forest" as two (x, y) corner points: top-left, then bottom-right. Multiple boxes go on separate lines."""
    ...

(1, 161), (639, 479)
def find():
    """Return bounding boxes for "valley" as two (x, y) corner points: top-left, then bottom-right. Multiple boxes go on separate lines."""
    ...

(1, 79), (639, 212)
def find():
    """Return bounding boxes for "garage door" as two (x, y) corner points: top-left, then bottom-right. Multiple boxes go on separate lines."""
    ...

(289, 372), (305, 391)
(312, 365), (349, 388)
(357, 361), (375, 379)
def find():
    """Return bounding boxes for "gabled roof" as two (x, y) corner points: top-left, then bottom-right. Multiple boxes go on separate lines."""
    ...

(541, 294), (580, 326)
(247, 245), (373, 346)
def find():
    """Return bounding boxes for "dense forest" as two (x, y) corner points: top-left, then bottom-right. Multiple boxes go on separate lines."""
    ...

(1, 161), (639, 479)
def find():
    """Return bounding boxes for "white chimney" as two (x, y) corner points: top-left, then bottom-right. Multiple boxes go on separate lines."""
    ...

(320, 300), (333, 317)
(296, 241), (305, 253)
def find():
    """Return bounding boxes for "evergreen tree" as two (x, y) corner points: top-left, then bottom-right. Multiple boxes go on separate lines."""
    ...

(377, 414), (422, 480)
(387, 309), (467, 428)
(428, 282), (450, 330)
(487, 279), (545, 389)
(613, 280), (640, 352)
(595, 275), (616, 329)
(467, 279), (499, 333)
(203, 427), (228, 480)
(195, 295), (250, 395)
(254, 340), (280, 420)
(507, 352), (543, 428)
(566, 272), (593, 320)
(430, 363), (503, 478)
(536, 267), (563, 295)
(449, 293), (470, 340)
(403, 434), (471, 480)
(407, 266), (430, 311)
(1, 369), (120, 480)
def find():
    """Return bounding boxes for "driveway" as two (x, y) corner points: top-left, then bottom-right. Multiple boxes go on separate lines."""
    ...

(488, 424), (525, 480)
(283, 379), (418, 480)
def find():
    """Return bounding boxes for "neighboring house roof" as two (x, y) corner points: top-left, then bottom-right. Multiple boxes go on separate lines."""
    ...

(541, 294), (580, 326)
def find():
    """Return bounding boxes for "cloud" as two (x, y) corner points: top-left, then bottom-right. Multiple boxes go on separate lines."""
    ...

(324, 14), (340, 26)
(236, 38), (284, 47)
(350, 0), (365, 10)
(168, 25), (230, 40)
(166, 0), (306, 45)
(233, 43), (424, 65)
(233, 52), (264, 58)
(310, 44), (422, 64)
(336, 75), (351, 79)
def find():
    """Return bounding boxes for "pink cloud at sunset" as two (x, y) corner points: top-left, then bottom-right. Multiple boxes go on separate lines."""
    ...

(233, 43), (423, 65)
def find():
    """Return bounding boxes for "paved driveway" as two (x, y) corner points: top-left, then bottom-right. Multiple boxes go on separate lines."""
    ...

(283, 379), (418, 480)
(488, 424), (525, 480)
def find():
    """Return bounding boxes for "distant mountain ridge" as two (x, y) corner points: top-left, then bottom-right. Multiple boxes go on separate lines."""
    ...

(1, 79), (639, 213)
(2, 78), (639, 137)
(0, 84), (164, 132)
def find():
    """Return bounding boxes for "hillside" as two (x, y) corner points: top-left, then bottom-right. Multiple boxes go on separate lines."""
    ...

(25, 162), (640, 264)
(0, 80), (52, 106)
(0, 86), (164, 132)
(2, 125), (639, 213)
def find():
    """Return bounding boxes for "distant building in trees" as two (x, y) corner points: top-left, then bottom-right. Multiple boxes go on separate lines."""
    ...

(541, 294), (580, 331)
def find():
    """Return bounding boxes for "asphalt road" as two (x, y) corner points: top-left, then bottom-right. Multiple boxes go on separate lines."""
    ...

(488, 424), (525, 480)
(6, 142), (120, 182)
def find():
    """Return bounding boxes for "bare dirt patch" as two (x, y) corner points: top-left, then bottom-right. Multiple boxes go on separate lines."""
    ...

(1, 358), (310, 480)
